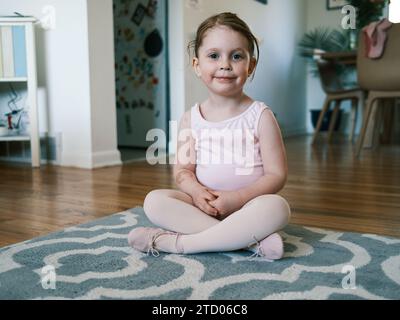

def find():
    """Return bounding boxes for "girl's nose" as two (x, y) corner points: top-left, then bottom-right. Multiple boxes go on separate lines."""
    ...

(219, 65), (232, 71)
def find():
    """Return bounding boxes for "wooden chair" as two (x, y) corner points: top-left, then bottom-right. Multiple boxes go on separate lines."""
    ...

(355, 23), (400, 157)
(312, 59), (365, 145)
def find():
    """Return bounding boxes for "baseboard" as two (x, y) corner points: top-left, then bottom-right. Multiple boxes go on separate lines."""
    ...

(282, 127), (308, 138)
(61, 150), (122, 169)
(92, 150), (122, 168)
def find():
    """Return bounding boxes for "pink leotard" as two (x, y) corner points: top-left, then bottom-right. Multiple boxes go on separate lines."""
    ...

(191, 101), (269, 191)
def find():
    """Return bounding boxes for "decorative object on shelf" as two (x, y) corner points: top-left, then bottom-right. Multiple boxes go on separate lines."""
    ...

(5, 82), (22, 111)
(5, 109), (23, 129)
(327, 0), (348, 10)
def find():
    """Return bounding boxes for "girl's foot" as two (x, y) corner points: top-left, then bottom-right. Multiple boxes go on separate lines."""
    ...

(128, 227), (183, 256)
(248, 232), (284, 260)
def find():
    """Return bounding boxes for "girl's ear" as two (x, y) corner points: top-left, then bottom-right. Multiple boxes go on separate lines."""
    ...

(248, 57), (257, 77)
(192, 57), (201, 77)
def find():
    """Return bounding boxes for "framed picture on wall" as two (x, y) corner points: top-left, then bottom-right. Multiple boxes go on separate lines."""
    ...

(327, 0), (348, 10)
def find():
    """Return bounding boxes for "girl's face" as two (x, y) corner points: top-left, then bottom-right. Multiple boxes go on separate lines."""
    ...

(193, 26), (256, 98)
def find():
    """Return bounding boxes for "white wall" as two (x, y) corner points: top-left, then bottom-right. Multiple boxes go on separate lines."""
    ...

(169, 0), (308, 155)
(168, 0), (186, 153)
(0, 0), (121, 168)
(87, 0), (121, 167)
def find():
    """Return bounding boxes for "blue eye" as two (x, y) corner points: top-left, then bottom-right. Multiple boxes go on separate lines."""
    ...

(208, 53), (219, 59)
(233, 53), (243, 60)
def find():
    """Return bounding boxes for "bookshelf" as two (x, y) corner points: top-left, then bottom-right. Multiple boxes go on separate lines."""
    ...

(0, 17), (40, 167)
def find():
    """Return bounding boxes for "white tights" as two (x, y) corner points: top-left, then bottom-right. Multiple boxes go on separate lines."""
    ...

(142, 189), (291, 254)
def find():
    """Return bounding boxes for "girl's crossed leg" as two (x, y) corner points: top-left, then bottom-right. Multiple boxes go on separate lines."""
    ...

(133, 189), (290, 256)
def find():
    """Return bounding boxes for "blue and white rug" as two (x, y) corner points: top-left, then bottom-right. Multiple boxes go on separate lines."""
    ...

(0, 207), (399, 300)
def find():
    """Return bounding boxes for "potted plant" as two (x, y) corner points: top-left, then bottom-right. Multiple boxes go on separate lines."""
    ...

(298, 27), (350, 77)
(347, 0), (388, 48)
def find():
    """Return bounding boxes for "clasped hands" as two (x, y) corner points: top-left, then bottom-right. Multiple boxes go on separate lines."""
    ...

(191, 185), (244, 220)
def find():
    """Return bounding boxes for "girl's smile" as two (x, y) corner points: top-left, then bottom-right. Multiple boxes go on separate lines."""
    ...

(213, 76), (237, 83)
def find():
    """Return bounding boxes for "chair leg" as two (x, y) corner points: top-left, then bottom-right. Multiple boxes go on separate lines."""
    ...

(328, 100), (341, 143)
(381, 99), (395, 144)
(349, 98), (358, 143)
(372, 101), (385, 148)
(363, 100), (379, 148)
(355, 97), (376, 157)
(312, 97), (331, 145)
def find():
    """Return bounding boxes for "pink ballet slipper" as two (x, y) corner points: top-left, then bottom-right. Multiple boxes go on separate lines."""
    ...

(248, 232), (284, 261)
(128, 227), (182, 256)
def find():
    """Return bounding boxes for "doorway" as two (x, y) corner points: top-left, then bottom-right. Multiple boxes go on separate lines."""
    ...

(113, 0), (169, 163)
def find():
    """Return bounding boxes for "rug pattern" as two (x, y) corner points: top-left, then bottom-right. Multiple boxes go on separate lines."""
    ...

(0, 207), (399, 300)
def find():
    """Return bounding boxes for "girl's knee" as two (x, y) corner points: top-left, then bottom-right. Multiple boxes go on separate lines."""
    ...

(255, 194), (291, 224)
(143, 189), (170, 218)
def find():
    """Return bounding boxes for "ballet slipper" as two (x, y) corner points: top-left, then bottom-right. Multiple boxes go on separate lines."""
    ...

(248, 232), (284, 261)
(128, 227), (183, 256)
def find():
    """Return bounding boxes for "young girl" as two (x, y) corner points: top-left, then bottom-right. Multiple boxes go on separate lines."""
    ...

(128, 12), (291, 260)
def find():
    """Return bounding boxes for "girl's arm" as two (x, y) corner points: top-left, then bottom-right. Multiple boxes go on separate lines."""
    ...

(173, 111), (219, 216)
(236, 108), (288, 205)
(173, 110), (200, 195)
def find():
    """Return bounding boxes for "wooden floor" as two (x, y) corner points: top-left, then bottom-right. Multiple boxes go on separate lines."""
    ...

(0, 135), (399, 247)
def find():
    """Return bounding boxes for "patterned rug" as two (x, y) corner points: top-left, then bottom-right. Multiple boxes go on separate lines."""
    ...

(0, 207), (399, 300)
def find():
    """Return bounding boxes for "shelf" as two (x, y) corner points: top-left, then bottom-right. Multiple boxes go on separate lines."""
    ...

(0, 77), (28, 82)
(0, 135), (30, 142)
(0, 17), (37, 23)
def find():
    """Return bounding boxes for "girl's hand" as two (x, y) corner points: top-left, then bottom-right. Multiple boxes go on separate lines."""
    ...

(190, 185), (219, 217)
(208, 190), (244, 220)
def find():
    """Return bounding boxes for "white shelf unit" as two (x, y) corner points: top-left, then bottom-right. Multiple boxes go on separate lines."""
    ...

(0, 17), (40, 167)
